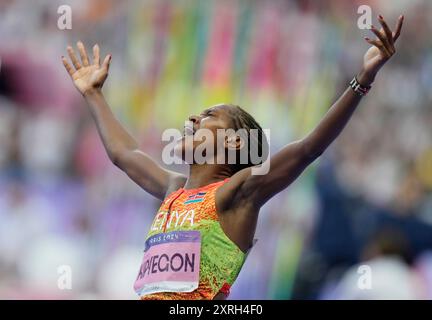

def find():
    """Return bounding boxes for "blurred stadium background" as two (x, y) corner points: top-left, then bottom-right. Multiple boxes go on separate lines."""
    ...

(0, 0), (431, 299)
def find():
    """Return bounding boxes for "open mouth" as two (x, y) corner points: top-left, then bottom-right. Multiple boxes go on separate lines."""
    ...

(183, 124), (195, 136)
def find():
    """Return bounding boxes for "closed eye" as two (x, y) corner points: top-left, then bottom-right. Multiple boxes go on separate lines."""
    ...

(201, 110), (215, 117)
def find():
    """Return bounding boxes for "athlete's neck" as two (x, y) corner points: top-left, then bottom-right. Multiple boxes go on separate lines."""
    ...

(183, 164), (232, 190)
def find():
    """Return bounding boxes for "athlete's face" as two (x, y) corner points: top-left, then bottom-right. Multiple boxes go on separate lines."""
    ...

(174, 104), (239, 164)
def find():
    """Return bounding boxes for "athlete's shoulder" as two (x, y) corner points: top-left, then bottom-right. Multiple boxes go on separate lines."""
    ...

(215, 168), (256, 213)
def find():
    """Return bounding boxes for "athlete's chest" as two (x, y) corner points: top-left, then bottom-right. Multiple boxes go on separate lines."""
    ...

(148, 189), (218, 234)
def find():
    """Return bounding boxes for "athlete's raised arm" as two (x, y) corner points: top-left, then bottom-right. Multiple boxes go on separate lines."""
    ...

(62, 42), (186, 200)
(231, 15), (404, 208)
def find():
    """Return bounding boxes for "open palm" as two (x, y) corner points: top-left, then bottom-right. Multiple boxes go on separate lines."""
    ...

(62, 42), (111, 95)
(362, 15), (404, 79)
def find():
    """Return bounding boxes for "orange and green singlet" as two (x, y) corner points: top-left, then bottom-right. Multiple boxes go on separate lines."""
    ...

(133, 179), (248, 300)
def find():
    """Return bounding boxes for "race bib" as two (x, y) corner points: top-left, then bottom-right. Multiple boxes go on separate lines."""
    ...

(134, 230), (201, 296)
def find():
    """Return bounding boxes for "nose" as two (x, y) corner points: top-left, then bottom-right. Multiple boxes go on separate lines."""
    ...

(188, 115), (200, 124)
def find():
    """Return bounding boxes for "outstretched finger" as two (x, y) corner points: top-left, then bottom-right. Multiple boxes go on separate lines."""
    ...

(61, 56), (74, 76)
(102, 54), (112, 71)
(67, 45), (82, 70)
(369, 25), (392, 53)
(378, 15), (394, 45)
(93, 44), (100, 67)
(364, 37), (391, 57)
(393, 15), (404, 42)
(77, 41), (89, 67)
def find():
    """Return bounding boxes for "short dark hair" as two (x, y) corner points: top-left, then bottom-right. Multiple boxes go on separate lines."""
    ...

(224, 104), (269, 172)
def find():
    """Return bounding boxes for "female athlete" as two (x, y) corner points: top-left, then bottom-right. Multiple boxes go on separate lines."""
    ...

(61, 15), (404, 300)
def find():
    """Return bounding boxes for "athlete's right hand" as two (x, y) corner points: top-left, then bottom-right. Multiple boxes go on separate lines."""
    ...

(62, 41), (111, 95)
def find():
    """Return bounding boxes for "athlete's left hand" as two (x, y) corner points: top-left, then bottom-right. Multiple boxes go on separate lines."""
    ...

(358, 14), (404, 85)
